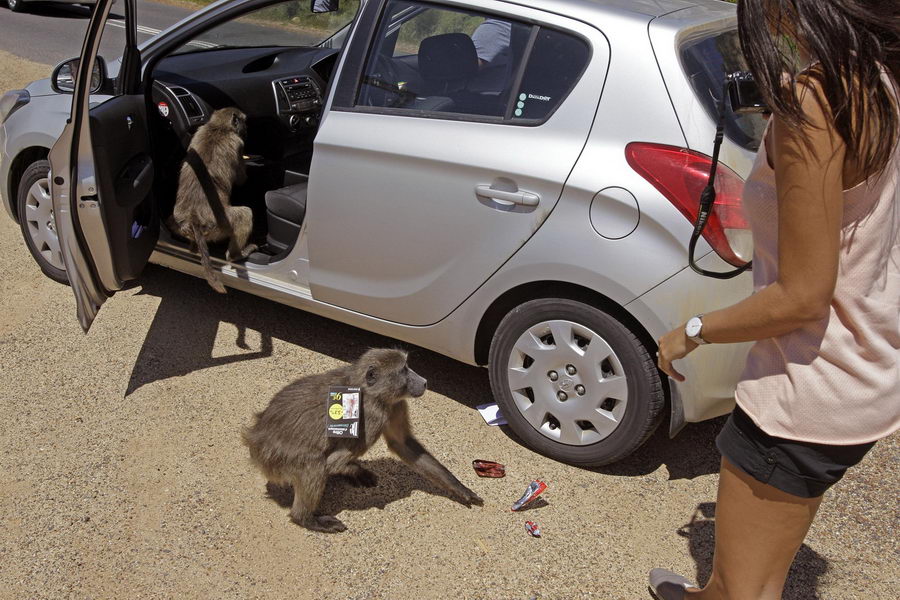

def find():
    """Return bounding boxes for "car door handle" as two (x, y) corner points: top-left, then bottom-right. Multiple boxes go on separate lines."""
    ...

(132, 159), (152, 190)
(475, 184), (540, 207)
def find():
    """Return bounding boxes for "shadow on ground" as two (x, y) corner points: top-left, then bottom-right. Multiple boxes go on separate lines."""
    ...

(592, 416), (728, 480)
(678, 502), (829, 599)
(125, 265), (723, 480)
(125, 265), (489, 402)
(260, 457), (469, 515)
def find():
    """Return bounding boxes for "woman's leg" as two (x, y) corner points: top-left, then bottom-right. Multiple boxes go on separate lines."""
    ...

(687, 457), (823, 600)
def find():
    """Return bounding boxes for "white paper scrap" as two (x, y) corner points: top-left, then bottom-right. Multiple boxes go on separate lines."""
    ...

(476, 403), (508, 426)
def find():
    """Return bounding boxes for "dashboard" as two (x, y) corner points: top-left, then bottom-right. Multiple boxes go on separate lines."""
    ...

(150, 46), (339, 154)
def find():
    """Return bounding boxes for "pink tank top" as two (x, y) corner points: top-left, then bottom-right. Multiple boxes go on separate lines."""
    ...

(734, 104), (900, 445)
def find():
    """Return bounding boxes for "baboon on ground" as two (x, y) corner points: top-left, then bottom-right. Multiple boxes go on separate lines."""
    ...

(242, 349), (483, 533)
(168, 107), (256, 293)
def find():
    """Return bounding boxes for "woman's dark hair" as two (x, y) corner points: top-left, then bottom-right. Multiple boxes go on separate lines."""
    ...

(737, 0), (900, 179)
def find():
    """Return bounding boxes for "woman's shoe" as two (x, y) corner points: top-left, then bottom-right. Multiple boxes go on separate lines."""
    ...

(648, 568), (697, 599)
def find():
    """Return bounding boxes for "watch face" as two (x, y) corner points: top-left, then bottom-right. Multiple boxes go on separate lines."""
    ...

(686, 317), (702, 338)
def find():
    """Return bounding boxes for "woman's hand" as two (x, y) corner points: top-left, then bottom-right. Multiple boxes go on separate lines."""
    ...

(657, 324), (699, 382)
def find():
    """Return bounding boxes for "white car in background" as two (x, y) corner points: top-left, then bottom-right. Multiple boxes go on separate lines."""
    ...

(5, 0), (99, 13)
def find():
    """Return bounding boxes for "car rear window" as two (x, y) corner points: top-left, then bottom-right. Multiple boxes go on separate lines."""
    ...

(512, 27), (591, 121)
(679, 28), (766, 151)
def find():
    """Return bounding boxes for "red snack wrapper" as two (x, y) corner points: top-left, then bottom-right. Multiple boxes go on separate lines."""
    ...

(472, 460), (506, 478)
(525, 521), (542, 537)
(511, 480), (547, 511)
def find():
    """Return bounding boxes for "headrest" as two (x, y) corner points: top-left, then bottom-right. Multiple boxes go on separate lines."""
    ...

(418, 33), (478, 82)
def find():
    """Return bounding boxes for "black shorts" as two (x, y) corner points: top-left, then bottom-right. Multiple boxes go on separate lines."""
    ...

(716, 406), (876, 498)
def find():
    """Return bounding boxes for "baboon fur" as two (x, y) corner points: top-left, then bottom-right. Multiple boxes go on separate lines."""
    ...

(242, 348), (483, 533)
(168, 107), (256, 293)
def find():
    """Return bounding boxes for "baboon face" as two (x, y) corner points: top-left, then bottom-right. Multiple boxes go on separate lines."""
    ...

(209, 107), (247, 139)
(404, 366), (427, 398)
(362, 349), (427, 400)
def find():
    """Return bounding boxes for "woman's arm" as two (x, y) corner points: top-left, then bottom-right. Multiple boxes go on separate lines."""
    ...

(658, 80), (847, 381)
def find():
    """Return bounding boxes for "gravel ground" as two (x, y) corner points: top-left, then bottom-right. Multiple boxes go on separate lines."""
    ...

(1, 52), (898, 600)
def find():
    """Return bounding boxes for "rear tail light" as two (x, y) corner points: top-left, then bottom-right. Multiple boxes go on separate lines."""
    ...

(625, 142), (751, 267)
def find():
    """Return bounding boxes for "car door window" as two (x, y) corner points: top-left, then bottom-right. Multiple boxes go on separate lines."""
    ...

(172, 0), (360, 54)
(354, 0), (589, 123)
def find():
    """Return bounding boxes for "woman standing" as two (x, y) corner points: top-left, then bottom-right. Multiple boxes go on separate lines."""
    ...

(649, 1), (899, 598)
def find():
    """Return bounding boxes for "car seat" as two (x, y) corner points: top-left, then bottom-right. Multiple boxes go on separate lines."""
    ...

(264, 182), (308, 255)
(418, 33), (479, 96)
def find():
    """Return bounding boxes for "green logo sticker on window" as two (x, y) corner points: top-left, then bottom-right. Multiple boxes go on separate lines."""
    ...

(519, 93), (527, 101)
(515, 109), (523, 117)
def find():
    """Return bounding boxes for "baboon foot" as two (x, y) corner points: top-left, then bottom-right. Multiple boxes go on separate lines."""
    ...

(265, 482), (294, 507)
(292, 513), (347, 533)
(346, 468), (378, 488)
(313, 515), (348, 533)
(227, 243), (258, 262)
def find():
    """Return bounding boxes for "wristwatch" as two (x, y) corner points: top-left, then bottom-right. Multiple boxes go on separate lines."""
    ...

(685, 315), (709, 345)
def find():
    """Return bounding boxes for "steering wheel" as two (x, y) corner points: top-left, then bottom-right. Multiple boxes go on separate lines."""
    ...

(361, 54), (408, 107)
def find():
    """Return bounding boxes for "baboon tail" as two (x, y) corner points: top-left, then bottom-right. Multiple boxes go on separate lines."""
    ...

(240, 425), (254, 449)
(190, 222), (227, 293)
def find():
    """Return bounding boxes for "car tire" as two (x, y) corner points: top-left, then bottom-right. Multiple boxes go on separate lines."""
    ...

(17, 160), (69, 285)
(7, 0), (24, 12)
(488, 298), (664, 467)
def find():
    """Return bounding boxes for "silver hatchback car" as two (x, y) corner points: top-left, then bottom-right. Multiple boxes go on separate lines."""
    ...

(0, 0), (763, 466)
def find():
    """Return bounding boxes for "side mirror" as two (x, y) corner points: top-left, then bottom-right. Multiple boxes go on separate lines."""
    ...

(311, 0), (339, 13)
(51, 57), (107, 94)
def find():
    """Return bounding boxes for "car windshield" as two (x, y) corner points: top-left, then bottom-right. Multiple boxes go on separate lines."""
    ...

(171, 0), (360, 55)
(680, 28), (767, 152)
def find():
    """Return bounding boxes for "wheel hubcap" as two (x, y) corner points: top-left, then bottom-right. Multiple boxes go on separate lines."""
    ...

(506, 319), (628, 446)
(24, 178), (65, 271)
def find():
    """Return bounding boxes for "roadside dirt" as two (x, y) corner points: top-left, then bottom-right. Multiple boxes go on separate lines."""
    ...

(1, 54), (897, 600)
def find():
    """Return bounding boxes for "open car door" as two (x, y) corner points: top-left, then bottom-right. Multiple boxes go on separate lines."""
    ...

(49, 0), (158, 332)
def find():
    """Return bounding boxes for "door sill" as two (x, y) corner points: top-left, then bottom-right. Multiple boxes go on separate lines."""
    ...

(151, 239), (313, 298)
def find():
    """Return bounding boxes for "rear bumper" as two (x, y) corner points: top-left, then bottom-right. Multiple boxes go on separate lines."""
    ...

(626, 252), (753, 427)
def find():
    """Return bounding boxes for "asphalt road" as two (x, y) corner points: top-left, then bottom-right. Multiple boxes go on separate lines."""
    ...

(0, 0), (337, 83)
(0, 0), (197, 67)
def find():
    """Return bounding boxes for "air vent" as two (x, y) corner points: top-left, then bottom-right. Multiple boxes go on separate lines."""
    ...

(180, 96), (203, 120)
(168, 87), (203, 120)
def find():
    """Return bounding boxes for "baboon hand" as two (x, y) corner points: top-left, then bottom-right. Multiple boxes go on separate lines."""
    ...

(456, 486), (484, 507)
